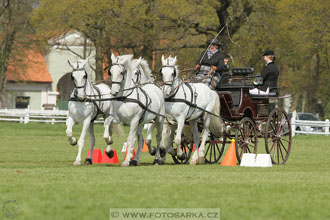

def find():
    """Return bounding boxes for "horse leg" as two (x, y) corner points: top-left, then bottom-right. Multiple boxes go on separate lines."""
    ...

(165, 123), (176, 157)
(66, 117), (77, 146)
(189, 119), (200, 165)
(85, 122), (95, 165)
(104, 115), (114, 158)
(173, 116), (186, 160)
(130, 126), (144, 166)
(104, 115), (114, 145)
(198, 115), (211, 164)
(74, 118), (91, 165)
(145, 122), (156, 156)
(122, 117), (139, 167)
(154, 116), (165, 165)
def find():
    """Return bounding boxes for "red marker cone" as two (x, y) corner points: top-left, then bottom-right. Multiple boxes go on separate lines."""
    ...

(101, 149), (119, 164)
(86, 148), (102, 163)
(221, 139), (237, 166)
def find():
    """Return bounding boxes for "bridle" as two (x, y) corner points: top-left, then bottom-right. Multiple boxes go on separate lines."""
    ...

(71, 68), (87, 89)
(159, 65), (177, 86)
(108, 63), (127, 85)
(132, 66), (142, 84)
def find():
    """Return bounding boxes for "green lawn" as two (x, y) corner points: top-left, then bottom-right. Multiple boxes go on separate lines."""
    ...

(0, 122), (330, 220)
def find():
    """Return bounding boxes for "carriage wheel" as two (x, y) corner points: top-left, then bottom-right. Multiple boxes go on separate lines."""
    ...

(204, 134), (226, 163)
(235, 117), (258, 163)
(265, 108), (292, 164)
(171, 140), (193, 164)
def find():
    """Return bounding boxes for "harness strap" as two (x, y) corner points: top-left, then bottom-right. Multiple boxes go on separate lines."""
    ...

(90, 85), (103, 122)
(120, 97), (165, 118)
(138, 87), (151, 123)
(165, 97), (222, 119)
(184, 82), (197, 120)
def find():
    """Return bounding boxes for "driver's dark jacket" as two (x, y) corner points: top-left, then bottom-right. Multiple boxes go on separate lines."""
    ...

(196, 50), (228, 73)
(260, 61), (279, 92)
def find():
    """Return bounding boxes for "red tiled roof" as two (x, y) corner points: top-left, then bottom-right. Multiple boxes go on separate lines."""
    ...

(7, 48), (52, 83)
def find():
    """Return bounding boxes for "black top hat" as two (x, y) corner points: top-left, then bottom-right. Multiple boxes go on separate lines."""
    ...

(208, 39), (221, 46)
(263, 50), (274, 56)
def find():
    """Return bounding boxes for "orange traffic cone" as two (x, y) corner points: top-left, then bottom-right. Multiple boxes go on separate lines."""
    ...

(86, 148), (102, 163)
(124, 148), (136, 160)
(100, 149), (119, 164)
(136, 140), (149, 152)
(221, 139), (237, 166)
(142, 140), (149, 152)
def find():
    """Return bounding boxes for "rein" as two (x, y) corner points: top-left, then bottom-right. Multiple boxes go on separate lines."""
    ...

(165, 79), (223, 120)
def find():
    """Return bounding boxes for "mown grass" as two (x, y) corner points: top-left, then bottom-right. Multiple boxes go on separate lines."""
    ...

(0, 122), (330, 220)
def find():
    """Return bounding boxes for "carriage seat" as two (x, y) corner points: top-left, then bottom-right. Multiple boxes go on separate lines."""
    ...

(250, 88), (278, 99)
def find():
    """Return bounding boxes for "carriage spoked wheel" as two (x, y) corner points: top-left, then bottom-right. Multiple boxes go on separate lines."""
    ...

(204, 134), (226, 163)
(265, 107), (292, 164)
(235, 117), (258, 163)
(171, 139), (193, 164)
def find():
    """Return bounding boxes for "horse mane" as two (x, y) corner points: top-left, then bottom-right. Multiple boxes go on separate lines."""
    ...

(132, 58), (154, 83)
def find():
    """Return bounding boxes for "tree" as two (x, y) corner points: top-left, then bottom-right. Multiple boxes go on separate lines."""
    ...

(0, 0), (36, 108)
(276, 0), (330, 116)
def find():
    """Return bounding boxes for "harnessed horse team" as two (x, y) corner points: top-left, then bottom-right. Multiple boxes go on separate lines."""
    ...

(66, 54), (225, 166)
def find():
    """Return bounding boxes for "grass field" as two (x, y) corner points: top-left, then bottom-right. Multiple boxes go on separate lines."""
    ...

(1, 122), (330, 220)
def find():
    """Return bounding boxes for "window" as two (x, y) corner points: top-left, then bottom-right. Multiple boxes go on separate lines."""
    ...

(15, 96), (30, 109)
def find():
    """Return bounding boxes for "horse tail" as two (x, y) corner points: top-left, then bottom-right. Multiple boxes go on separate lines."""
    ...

(112, 123), (125, 138)
(209, 91), (224, 138)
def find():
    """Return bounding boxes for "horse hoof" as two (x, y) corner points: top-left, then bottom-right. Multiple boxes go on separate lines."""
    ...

(73, 161), (81, 166)
(105, 138), (113, 145)
(158, 159), (165, 165)
(106, 150), (114, 158)
(121, 161), (129, 167)
(129, 160), (138, 166)
(153, 159), (160, 165)
(84, 158), (93, 165)
(149, 147), (156, 156)
(70, 137), (77, 146)
(190, 160), (197, 165)
(177, 153), (186, 161)
(159, 148), (166, 158)
(198, 156), (205, 164)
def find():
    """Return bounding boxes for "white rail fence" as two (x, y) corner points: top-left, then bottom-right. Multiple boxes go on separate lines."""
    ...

(1, 109), (329, 136)
(291, 119), (330, 136)
(0, 109), (104, 124)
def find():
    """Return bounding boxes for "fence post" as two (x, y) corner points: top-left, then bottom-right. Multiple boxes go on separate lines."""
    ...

(291, 110), (296, 137)
(24, 108), (30, 124)
(325, 119), (329, 136)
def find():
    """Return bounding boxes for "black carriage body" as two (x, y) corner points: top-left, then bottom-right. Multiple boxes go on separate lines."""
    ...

(217, 84), (272, 121)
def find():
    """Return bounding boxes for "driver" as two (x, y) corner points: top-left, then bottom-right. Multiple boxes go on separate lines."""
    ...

(195, 39), (228, 89)
(250, 49), (279, 95)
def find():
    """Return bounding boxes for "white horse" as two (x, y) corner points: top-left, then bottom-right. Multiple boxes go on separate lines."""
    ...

(66, 58), (114, 165)
(105, 54), (165, 166)
(160, 55), (225, 165)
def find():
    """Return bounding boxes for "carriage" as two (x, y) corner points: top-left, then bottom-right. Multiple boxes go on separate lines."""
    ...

(68, 55), (292, 166)
(171, 67), (292, 165)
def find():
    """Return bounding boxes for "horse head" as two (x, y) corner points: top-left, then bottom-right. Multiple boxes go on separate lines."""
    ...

(160, 55), (178, 97)
(109, 53), (133, 96)
(68, 59), (91, 101)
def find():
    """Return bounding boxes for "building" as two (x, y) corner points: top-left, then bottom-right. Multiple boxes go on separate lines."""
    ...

(5, 31), (96, 110)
